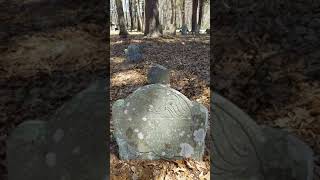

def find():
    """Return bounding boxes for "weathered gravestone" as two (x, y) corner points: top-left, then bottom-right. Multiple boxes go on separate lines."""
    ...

(180, 24), (189, 35)
(112, 84), (208, 160)
(147, 64), (170, 85)
(7, 78), (107, 180)
(124, 44), (143, 63)
(211, 92), (314, 180)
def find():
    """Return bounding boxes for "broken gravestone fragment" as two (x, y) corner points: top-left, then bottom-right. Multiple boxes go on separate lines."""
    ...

(112, 84), (208, 161)
(147, 64), (170, 85)
(124, 44), (143, 63)
(211, 92), (314, 180)
(7, 78), (107, 180)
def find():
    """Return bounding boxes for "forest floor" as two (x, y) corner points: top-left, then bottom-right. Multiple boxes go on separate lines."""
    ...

(110, 33), (210, 179)
(0, 1), (319, 180)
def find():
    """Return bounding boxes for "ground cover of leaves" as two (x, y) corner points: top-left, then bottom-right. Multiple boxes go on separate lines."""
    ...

(110, 33), (210, 180)
(213, 29), (320, 179)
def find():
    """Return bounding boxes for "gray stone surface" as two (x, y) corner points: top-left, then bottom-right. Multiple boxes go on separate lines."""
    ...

(112, 84), (208, 161)
(124, 44), (143, 63)
(180, 24), (189, 35)
(7, 78), (107, 180)
(211, 92), (314, 180)
(147, 64), (170, 85)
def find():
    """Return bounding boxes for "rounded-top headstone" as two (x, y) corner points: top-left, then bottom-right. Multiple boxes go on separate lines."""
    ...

(181, 24), (189, 35)
(147, 64), (170, 85)
(112, 84), (208, 161)
(125, 44), (143, 63)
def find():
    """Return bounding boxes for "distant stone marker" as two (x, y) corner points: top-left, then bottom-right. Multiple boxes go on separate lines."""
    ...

(124, 44), (143, 63)
(112, 84), (208, 161)
(180, 24), (189, 35)
(7, 79), (107, 180)
(147, 64), (170, 85)
(211, 92), (314, 180)
(206, 29), (210, 35)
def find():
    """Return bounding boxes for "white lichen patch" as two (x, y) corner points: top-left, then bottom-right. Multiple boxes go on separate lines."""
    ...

(179, 143), (194, 158)
(200, 107), (207, 113)
(179, 131), (185, 137)
(128, 117), (132, 121)
(137, 132), (144, 139)
(193, 128), (206, 143)
(45, 152), (57, 167)
(142, 117), (147, 121)
(134, 129), (139, 133)
(53, 128), (64, 143)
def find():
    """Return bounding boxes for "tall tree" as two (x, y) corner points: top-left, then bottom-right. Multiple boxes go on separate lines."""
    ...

(181, 0), (186, 25)
(115, 0), (128, 36)
(136, 0), (143, 31)
(198, 0), (204, 29)
(129, 0), (134, 31)
(144, 0), (162, 37)
(191, 0), (198, 32)
(170, 0), (177, 34)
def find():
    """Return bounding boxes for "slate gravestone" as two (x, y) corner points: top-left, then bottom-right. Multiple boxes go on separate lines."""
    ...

(112, 84), (208, 161)
(180, 24), (189, 35)
(7, 79), (107, 180)
(124, 44), (143, 63)
(211, 92), (314, 180)
(147, 64), (170, 85)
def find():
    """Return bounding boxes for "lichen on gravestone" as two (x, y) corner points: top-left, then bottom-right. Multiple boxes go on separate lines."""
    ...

(211, 92), (314, 180)
(7, 78), (107, 180)
(112, 84), (208, 161)
(124, 44), (143, 63)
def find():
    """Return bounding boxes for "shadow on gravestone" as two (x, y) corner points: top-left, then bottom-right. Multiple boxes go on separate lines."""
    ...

(7, 78), (108, 180)
(112, 84), (208, 161)
(211, 92), (314, 180)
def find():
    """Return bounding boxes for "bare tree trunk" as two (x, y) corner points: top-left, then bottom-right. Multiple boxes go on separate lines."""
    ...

(170, 0), (177, 35)
(115, 0), (128, 37)
(181, 0), (185, 25)
(191, 0), (198, 32)
(136, 0), (143, 31)
(144, 0), (162, 37)
(129, 0), (134, 31)
(198, 0), (204, 29)
(170, 0), (174, 24)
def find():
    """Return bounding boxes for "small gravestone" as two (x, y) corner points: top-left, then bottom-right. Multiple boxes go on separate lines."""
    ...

(180, 24), (189, 35)
(194, 25), (200, 34)
(147, 64), (170, 85)
(112, 84), (208, 160)
(211, 92), (314, 180)
(7, 78), (107, 180)
(124, 44), (143, 63)
(206, 29), (210, 35)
